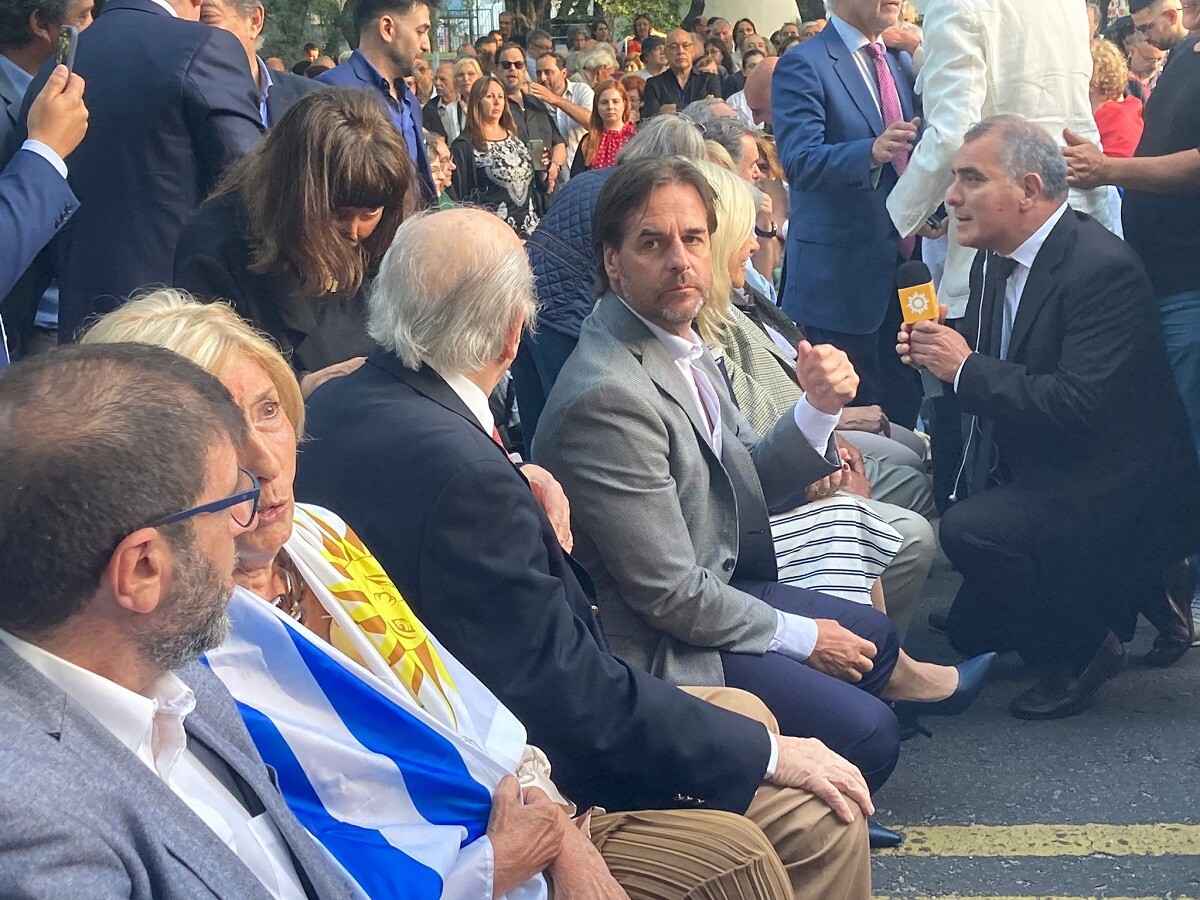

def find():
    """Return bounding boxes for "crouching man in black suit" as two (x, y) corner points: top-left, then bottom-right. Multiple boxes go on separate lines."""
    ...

(899, 115), (1200, 720)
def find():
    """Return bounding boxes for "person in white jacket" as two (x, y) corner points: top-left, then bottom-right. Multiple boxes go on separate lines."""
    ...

(886, 0), (1115, 317)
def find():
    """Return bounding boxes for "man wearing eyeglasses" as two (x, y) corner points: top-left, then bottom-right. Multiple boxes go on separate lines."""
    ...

(496, 42), (566, 203)
(642, 28), (720, 120)
(0, 343), (349, 899)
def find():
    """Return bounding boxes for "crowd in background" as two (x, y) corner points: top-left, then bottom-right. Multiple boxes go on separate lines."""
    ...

(1, 0), (1199, 898)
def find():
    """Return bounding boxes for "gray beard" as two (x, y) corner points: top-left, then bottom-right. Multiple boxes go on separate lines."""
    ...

(138, 542), (232, 673)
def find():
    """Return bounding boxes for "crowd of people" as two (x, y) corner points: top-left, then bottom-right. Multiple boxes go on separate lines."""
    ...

(1, 0), (1199, 897)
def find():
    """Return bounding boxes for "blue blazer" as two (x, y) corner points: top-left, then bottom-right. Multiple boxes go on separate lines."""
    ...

(0, 149), (76, 304)
(774, 25), (919, 335)
(317, 53), (436, 204)
(15, 0), (263, 341)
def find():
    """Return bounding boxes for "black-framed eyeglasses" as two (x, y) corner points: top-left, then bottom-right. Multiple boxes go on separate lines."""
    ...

(148, 467), (261, 529)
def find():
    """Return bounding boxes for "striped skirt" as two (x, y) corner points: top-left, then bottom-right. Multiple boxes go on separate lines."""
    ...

(770, 495), (903, 606)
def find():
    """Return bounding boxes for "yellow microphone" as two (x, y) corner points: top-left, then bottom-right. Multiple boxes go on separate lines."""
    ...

(896, 260), (944, 398)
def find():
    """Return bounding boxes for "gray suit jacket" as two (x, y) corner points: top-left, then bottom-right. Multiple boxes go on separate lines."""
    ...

(534, 293), (840, 686)
(0, 641), (352, 900)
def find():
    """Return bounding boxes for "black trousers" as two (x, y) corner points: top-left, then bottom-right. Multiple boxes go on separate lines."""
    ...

(939, 483), (1112, 671)
(804, 296), (922, 430)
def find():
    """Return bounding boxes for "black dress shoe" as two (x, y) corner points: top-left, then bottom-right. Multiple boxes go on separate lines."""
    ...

(868, 819), (904, 849)
(890, 652), (998, 727)
(1009, 631), (1126, 720)
(1142, 560), (1195, 668)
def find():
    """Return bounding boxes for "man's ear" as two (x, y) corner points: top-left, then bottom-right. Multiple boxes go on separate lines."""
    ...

(1020, 172), (1044, 209)
(603, 244), (621, 294)
(28, 9), (55, 45)
(250, 4), (266, 40)
(105, 527), (173, 617)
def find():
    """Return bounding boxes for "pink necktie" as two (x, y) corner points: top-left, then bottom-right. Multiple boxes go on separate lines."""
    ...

(865, 42), (915, 259)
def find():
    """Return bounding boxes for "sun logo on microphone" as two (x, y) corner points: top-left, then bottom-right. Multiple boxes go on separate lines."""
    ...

(908, 294), (931, 315)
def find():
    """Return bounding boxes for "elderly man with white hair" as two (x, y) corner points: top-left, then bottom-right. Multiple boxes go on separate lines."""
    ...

(296, 206), (875, 900)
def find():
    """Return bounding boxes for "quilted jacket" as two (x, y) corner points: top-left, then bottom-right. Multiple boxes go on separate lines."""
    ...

(525, 167), (614, 339)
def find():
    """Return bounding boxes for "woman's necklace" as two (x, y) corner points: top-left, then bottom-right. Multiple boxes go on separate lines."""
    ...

(271, 554), (306, 623)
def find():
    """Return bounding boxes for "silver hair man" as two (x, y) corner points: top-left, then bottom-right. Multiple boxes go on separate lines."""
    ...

(962, 115), (1070, 201)
(368, 209), (540, 375)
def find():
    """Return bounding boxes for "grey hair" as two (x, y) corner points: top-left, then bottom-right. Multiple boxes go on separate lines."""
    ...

(579, 44), (618, 70)
(963, 115), (1069, 201)
(695, 116), (754, 164)
(681, 96), (730, 123)
(567, 24), (592, 41)
(367, 210), (540, 375)
(527, 27), (552, 45)
(617, 113), (707, 163)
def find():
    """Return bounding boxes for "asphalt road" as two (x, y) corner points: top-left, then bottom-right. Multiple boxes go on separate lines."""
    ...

(871, 547), (1200, 899)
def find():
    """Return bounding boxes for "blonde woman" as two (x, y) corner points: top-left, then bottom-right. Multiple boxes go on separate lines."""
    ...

(692, 162), (995, 727)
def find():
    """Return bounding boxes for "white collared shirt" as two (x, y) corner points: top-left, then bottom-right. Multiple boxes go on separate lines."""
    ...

(438, 369), (498, 435)
(0, 629), (307, 900)
(954, 202), (1070, 389)
(145, 0), (179, 16)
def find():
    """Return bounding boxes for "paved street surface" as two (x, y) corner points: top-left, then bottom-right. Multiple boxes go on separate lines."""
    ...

(871, 546), (1200, 900)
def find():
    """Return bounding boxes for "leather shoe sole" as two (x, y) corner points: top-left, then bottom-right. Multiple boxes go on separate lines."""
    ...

(1009, 632), (1126, 720)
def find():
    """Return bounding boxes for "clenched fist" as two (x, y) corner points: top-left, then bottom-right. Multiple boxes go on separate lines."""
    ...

(796, 340), (859, 415)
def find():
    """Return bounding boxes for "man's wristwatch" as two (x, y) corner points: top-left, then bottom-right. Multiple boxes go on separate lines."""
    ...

(754, 222), (778, 239)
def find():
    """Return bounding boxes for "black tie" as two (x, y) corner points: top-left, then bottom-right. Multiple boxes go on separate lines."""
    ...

(962, 253), (1018, 497)
(983, 254), (1019, 358)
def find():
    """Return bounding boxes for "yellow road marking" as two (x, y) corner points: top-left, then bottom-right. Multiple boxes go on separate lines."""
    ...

(874, 823), (1200, 857)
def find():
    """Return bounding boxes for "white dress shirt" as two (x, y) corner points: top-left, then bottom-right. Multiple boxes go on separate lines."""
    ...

(954, 202), (1069, 389)
(617, 298), (836, 672)
(146, 0), (179, 15)
(0, 629), (308, 900)
(439, 368), (497, 433)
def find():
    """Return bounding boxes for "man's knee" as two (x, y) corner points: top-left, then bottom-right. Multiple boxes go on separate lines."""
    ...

(846, 697), (901, 792)
(680, 685), (780, 734)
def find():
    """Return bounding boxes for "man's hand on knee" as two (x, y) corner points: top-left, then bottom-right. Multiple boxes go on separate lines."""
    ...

(808, 620), (877, 682)
(769, 737), (875, 824)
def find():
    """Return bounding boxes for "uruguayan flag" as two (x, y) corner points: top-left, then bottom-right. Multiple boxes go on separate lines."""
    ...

(205, 588), (547, 900)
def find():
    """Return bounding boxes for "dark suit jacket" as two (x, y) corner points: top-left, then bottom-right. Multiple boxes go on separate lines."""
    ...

(0, 150), (77, 301)
(174, 192), (375, 374)
(264, 69), (323, 129)
(294, 350), (773, 815)
(0, 642), (349, 899)
(14, 0), (263, 340)
(775, 25), (919, 334)
(954, 209), (1200, 601)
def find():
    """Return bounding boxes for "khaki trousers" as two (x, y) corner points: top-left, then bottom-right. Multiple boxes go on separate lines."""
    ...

(585, 687), (871, 899)
(685, 687), (871, 900)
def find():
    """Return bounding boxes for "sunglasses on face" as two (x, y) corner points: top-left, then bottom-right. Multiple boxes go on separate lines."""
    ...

(499, 59), (526, 70)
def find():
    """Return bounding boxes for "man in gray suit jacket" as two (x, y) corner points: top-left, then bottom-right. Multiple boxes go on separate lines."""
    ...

(0, 344), (348, 900)
(535, 157), (904, 793)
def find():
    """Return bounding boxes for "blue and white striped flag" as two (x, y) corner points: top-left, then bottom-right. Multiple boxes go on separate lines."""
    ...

(205, 588), (548, 900)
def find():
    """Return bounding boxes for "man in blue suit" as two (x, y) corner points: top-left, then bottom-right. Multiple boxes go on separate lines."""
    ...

(0, 64), (87, 368)
(317, 0), (436, 204)
(774, 0), (924, 428)
(15, 0), (263, 342)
